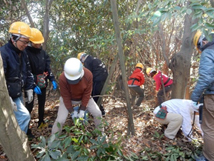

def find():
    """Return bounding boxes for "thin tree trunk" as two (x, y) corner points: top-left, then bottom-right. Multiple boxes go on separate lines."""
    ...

(43, 0), (53, 50)
(21, 0), (35, 27)
(97, 56), (118, 106)
(0, 55), (35, 161)
(169, 7), (196, 98)
(110, 0), (135, 135)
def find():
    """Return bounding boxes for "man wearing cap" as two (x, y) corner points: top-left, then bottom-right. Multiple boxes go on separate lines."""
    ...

(0, 21), (40, 134)
(51, 57), (103, 134)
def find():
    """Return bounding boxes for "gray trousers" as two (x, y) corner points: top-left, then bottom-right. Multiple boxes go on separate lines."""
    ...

(157, 85), (172, 105)
(202, 94), (214, 160)
(129, 86), (144, 106)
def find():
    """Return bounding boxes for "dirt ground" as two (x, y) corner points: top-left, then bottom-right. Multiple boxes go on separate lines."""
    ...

(0, 90), (203, 160)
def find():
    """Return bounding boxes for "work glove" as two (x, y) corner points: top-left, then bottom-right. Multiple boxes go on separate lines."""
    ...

(52, 81), (57, 90)
(26, 89), (33, 103)
(10, 97), (17, 111)
(192, 101), (203, 112)
(70, 106), (79, 120)
(78, 110), (85, 119)
(34, 86), (42, 95)
(71, 111), (78, 120)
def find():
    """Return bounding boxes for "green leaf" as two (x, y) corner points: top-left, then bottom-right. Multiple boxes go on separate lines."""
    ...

(71, 151), (80, 160)
(72, 137), (79, 143)
(49, 150), (61, 159)
(36, 148), (46, 158)
(47, 134), (55, 147)
(90, 145), (98, 150)
(204, 23), (214, 29)
(40, 152), (51, 161)
(49, 140), (61, 149)
(90, 139), (98, 145)
(63, 137), (72, 148)
(77, 155), (89, 161)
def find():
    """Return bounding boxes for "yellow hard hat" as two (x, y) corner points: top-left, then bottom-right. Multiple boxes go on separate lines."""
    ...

(77, 52), (85, 60)
(193, 30), (203, 53)
(30, 28), (44, 44)
(135, 63), (143, 69)
(9, 21), (31, 38)
(146, 67), (155, 75)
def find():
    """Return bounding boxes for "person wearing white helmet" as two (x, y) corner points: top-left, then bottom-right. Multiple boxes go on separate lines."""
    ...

(51, 58), (103, 134)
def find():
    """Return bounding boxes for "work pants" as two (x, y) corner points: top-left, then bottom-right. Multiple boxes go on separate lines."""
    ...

(13, 96), (31, 133)
(202, 94), (214, 161)
(52, 97), (103, 134)
(155, 113), (182, 139)
(129, 86), (144, 106)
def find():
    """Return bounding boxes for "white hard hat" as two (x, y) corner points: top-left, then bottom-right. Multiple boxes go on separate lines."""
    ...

(64, 58), (84, 84)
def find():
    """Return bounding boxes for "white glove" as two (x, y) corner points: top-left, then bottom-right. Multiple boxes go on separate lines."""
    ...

(78, 110), (85, 119)
(26, 89), (33, 103)
(191, 101), (203, 112)
(10, 97), (17, 111)
(71, 111), (78, 119)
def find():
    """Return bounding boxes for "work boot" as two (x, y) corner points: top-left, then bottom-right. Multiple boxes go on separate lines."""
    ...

(27, 129), (35, 140)
(38, 121), (48, 129)
(99, 105), (105, 116)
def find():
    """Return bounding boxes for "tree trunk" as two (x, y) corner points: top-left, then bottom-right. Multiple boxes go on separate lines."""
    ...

(97, 55), (118, 106)
(110, 0), (135, 135)
(169, 12), (196, 99)
(0, 55), (35, 161)
(43, 0), (53, 50)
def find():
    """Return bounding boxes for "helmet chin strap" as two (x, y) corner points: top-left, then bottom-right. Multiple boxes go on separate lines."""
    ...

(10, 34), (21, 48)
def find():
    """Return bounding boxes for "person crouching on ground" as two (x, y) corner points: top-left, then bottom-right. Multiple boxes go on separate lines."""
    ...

(153, 99), (203, 141)
(51, 58), (103, 135)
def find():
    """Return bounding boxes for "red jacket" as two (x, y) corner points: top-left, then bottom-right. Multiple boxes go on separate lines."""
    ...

(153, 71), (173, 91)
(128, 68), (145, 86)
(59, 67), (92, 112)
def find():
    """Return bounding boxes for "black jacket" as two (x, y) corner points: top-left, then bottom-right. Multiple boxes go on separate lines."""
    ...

(0, 40), (34, 97)
(24, 46), (55, 84)
(83, 55), (108, 82)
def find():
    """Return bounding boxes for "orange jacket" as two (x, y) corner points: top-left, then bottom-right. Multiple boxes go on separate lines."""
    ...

(128, 68), (145, 86)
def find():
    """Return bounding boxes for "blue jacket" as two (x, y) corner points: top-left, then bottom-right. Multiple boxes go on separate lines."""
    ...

(191, 42), (214, 102)
(0, 41), (34, 97)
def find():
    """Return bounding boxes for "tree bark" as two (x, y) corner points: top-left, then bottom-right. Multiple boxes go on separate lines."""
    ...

(110, 0), (135, 135)
(21, 0), (35, 27)
(169, 11), (196, 98)
(43, 0), (53, 50)
(0, 55), (35, 161)
(97, 55), (118, 107)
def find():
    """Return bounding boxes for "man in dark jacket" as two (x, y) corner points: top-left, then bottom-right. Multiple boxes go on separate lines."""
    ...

(0, 21), (40, 134)
(191, 30), (214, 161)
(78, 52), (108, 116)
